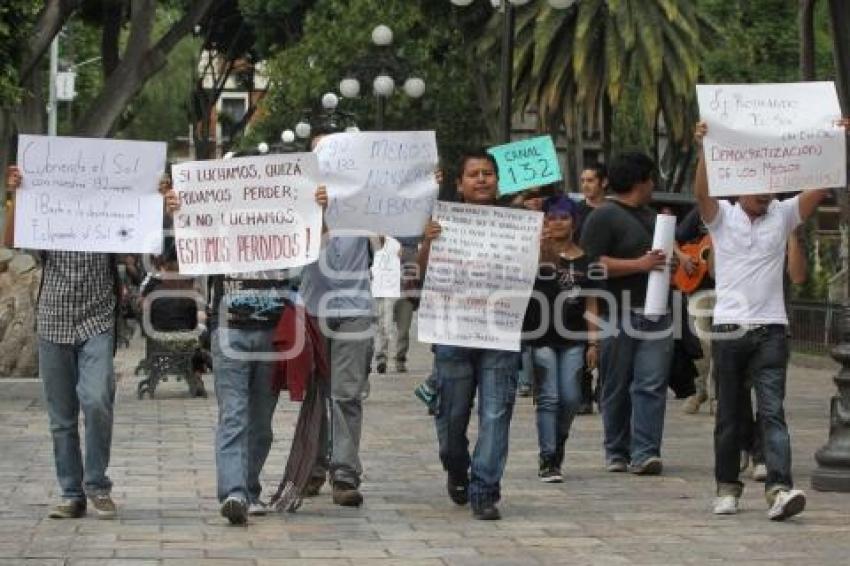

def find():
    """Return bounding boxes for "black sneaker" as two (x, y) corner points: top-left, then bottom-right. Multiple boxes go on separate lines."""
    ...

(302, 476), (325, 497)
(538, 465), (563, 483)
(576, 402), (593, 415)
(446, 475), (469, 505)
(376, 362), (387, 374)
(472, 503), (501, 520)
(220, 496), (247, 525)
(332, 481), (364, 507)
(48, 498), (86, 519)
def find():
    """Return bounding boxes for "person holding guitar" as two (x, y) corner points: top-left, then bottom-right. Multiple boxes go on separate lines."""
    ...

(674, 207), (716, 415)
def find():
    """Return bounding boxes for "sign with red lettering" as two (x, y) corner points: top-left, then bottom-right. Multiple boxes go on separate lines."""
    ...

(315, 131), (439, 237)
(172, 153), (322, 275)
(697, 82), (846, 196)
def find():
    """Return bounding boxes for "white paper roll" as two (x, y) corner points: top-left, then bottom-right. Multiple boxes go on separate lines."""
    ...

(643, 214), (677, 316)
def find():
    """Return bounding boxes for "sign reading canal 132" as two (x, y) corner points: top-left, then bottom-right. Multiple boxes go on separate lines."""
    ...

(487, 135), (563, 196)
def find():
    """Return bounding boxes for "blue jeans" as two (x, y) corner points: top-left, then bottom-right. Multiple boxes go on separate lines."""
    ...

(517, 345), (533, 389)
(712, 325), (791, 500)
(599, 313), (673, 466)
(39, 331), (116, 500)
(533, 344), (585, 466)
(212, 328), (280, 503)
(434, 345), (520, 509)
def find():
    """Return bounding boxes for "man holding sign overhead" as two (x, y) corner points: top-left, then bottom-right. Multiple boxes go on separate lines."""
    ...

(693, 102), (849, 521)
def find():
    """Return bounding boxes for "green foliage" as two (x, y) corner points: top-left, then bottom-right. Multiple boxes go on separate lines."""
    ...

(698, 0), (834, 83)
(508, 1), (714, 149)
(0, 0), (39, 107)
(238, 0), (317, 57)
(248, 0), (487, 172)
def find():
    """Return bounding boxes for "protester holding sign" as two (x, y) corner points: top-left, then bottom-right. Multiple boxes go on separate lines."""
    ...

(416, 149), (526, 521)
(693, 119), (848, 520)
(3, 162), (178, 521)
(579, 152), (675, 477)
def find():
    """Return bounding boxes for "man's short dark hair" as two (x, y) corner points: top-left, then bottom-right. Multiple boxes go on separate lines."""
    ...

(583, 162), (608, 181)
(456, 149), (499, 180)
(607, 151), (655, 194)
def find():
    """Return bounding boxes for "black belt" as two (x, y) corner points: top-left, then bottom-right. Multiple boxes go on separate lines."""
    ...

(712, 323), (782, 334)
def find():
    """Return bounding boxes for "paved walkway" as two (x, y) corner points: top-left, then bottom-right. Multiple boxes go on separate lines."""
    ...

(2, 334), (850, 565)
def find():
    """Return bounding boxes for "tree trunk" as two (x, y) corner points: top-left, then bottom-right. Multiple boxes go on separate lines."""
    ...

(74, 0), (216, 137)
(20, 0), (84, 83)
(800, 0), (817, 80)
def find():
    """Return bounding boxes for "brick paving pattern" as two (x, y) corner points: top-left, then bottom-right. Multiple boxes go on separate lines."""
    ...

(1, 333), (850, 565)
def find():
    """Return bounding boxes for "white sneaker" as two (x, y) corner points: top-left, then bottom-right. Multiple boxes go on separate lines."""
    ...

(751, 463), (767, 482)
(768, 489), (806, 521)
(713, 495), (739, 515)
(248, 500), (268, 516)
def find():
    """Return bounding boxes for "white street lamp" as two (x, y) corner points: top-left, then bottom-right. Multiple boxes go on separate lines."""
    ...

(339, 78), (361, 98)
(321, 92), (339, 110)
(281, 129), (295, 144)
(371, 25), (393, 47)
(257, 142), (269, 154)
(295, 121), (311, 139)
(373, 74), (395, 97)
(403, 77), (426, 99)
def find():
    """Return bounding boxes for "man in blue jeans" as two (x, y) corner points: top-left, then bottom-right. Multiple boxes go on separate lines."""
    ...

(207, 184), (328, 525)
(4, 165), (178, 520)
(580, 152), (675, 475)
(418, 150), (521, 520)
(693, 120), (845, 519)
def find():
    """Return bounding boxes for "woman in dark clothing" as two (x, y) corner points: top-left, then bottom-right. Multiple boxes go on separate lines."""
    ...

(523, 195), (599, 482)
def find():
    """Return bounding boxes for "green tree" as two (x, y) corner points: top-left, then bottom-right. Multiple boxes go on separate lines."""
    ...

(248, 0), (487, 177)
(503, 1), (714, 189)
(0, 0), (40, 108)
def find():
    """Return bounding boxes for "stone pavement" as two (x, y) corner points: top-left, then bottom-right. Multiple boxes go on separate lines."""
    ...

(2, 334), (850, 566)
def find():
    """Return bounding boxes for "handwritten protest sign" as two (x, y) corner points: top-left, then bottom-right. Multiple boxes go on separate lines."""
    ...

(172, 153), (322, 275)
(696, 82), (846, 196)
(315, 131), (439, 237)
(488, 135), (562, 195)
(417, 202), (543, 351)
(14, 135), (166, 253)
(371, 237), (401, 298)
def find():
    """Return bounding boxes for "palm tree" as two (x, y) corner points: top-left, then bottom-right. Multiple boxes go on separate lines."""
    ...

(484, 1), (715, 190)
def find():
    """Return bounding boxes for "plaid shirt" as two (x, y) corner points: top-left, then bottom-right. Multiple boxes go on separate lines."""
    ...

(37, 251), (116, 344)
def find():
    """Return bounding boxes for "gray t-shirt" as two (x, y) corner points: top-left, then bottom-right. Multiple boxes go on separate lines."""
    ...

(300, 236), (374, 318)
(579, 200), (656, 311)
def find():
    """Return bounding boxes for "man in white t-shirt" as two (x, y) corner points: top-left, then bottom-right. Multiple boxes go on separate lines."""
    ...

(693, 119), (845, 521)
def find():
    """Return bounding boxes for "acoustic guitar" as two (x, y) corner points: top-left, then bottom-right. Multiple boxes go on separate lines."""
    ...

(673, 234), (712, 293)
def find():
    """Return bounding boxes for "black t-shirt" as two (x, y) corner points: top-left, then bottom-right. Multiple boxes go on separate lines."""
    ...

(141, 276), (198, 332)
(209, 271), (296, 330)
(522, 254), (597, 348)
(575, 200), (598, 240)
(579, 200), (656, 310)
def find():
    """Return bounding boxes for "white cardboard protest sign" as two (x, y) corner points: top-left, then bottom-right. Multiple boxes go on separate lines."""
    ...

(371, 237), (402, 298)
(172, 153), (322, 275)
(417, 202), (543, 351)
(14, 135), (166, 253)
(696, 82), (846, 196)
(315, 131), (439, 236)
